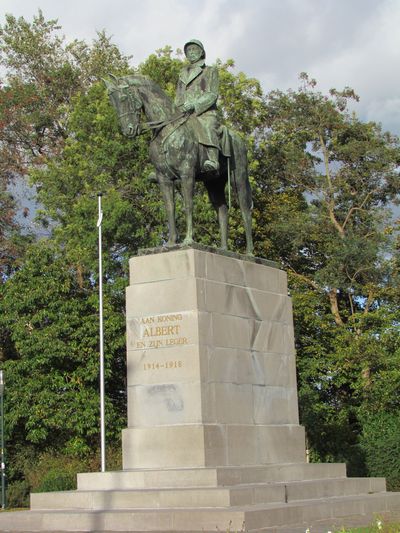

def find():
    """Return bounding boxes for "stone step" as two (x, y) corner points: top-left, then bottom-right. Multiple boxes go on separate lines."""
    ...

(3, 492), (400, 531)
(31, 477), (386, 511)
(244, 492), (400, 531)
(77, 462), (347, 490)
(285, 476), (386, 502)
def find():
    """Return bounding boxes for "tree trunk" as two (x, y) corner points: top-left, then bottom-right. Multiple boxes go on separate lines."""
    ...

(328, 288), (344, 326)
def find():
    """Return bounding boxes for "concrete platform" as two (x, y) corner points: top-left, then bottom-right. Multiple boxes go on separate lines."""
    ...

(30, 476), (386, 510)
(3, 249), (400, 532)
(2, 491), (400, 532)
(77, 463), (348, 490)
(1, 464), (398, 532)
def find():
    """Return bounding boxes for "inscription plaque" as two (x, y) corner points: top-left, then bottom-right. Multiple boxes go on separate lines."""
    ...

(127, 312), (194, 350)
(127, 311), (196, 373)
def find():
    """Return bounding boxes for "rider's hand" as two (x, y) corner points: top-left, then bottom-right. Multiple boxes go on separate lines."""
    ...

(182, 102), (195, 113)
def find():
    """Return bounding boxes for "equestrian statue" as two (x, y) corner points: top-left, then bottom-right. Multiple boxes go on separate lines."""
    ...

(104, 39), (254, 255)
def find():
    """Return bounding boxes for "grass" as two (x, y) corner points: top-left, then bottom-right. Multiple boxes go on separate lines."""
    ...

(218, 517), (400, 532)
(329, 517), (400, 533)
(0, 508), (27, 512)
(334, 524), (400, 533)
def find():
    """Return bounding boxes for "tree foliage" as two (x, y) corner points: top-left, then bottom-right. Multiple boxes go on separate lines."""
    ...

(258, 74), (400, 471)
(0, 11), (399, 503)
(0, 185), (23, 280)
(0, 10), (131, 176)
(0, 243), (126, 455)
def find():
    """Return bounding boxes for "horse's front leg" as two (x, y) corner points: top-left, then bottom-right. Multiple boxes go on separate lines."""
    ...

(204, 180), (228, 250)
(158, 177), (178, 246)
(218, 204), (228, 250)
(181, 173), (195, 246)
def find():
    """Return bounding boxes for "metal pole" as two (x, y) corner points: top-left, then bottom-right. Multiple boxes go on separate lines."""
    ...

(227, 158), (231, 210)
(1, 396), (4, 509)
(97, 193), (106, 473)
(0, 370), (5, 509)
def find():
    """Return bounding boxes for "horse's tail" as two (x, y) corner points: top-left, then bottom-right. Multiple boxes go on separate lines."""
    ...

(228, 130), (253, 211)
(225, 129), (254, 255)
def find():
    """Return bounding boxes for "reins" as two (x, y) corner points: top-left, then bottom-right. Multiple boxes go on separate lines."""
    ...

(111, 78), (233, 208)
(138, 112), (187, 134)
(115, 82), (187, 136)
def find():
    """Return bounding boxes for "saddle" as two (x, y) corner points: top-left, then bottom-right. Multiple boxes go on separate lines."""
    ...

(219, 125), (232, 159)
(197, 125), (233, 173)
(159, 116), (235, 180)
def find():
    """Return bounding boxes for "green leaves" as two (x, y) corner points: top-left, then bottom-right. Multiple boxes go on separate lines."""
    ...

(258, 75), (400, 324)
(270, 79), (400, 472)
(0, 11), (132, 177)
(1, 11), (400, 491)
(0, 241), (125, 457)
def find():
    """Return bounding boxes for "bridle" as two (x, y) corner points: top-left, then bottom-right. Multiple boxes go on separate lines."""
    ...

(112, 82), (187, 138)
(110, 84), (143, 137)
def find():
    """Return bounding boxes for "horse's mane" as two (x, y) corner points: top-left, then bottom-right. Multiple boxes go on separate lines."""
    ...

(124, 74), (176, 116)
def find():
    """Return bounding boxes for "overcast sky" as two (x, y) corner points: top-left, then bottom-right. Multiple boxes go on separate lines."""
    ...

(1, 0), (400, 135)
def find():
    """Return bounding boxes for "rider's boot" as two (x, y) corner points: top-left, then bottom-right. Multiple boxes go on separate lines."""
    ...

(203, 147), (219, 173)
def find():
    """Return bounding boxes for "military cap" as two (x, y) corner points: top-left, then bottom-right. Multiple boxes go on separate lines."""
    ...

(184, 39), (206, 58)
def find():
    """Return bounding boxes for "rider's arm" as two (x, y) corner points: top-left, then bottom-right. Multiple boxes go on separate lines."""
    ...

(175, 77), (186, 108)
(193, 66), (219, 116)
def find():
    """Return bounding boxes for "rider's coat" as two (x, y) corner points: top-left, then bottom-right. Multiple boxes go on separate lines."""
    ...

(175, 60), (220, 149)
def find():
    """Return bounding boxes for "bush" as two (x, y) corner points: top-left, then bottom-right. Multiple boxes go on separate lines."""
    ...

(359, 411), (400, 491)
(7, 480), (30, 508)
(7, 445), (122, 504)
(36, 469), (76, 493)
(24, 453), (84, 493)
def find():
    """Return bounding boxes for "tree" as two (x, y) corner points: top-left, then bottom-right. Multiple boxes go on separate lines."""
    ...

(258, 73), (400, 323)
(0, 186), (22, 280)
(0, 12), (134, 498)
(0, 11), (132, 178)
(256, 75), (400, 470)
(1, 11), (400, 497)
(0, 242), (126, 470)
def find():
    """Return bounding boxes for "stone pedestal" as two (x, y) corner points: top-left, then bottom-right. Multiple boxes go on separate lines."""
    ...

(122, 247), (304, 469)
(3, 247), (400, 532)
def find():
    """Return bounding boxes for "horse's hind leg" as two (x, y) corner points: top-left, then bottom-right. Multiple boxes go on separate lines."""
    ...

(234, 169), (254, 255)
(181, 173), (195, 246)
(231, 135), (254, 255)
(204, 179), (228, 250)
(158, 177), (178, 246)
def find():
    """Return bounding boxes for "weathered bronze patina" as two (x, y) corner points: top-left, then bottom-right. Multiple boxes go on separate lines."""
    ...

(104, 40), (253, 255)
(175, 39), (220, 173)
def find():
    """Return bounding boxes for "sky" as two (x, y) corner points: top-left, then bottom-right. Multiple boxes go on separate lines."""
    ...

(2, 0), (400, 135)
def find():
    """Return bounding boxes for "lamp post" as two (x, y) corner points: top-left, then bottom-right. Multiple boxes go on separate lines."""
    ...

(0, 370), (5, 509)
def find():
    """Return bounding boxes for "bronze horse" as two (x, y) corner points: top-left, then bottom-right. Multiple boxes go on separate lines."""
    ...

(104, 74), (253, 255)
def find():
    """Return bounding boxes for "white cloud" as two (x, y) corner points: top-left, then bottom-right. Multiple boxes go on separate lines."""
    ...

(1, 0), (400, 133)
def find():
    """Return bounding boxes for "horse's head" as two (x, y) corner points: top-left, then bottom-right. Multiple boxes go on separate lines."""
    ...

(104, 75), (142, 138)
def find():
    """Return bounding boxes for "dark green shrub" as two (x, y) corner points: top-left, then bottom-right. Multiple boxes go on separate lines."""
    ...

(35, 469), (76, 493)
(7, 446), (122, 505)
(7, 480), (30, 508)
(359, 411), (400, 491)
(24, 453), (85, 492)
